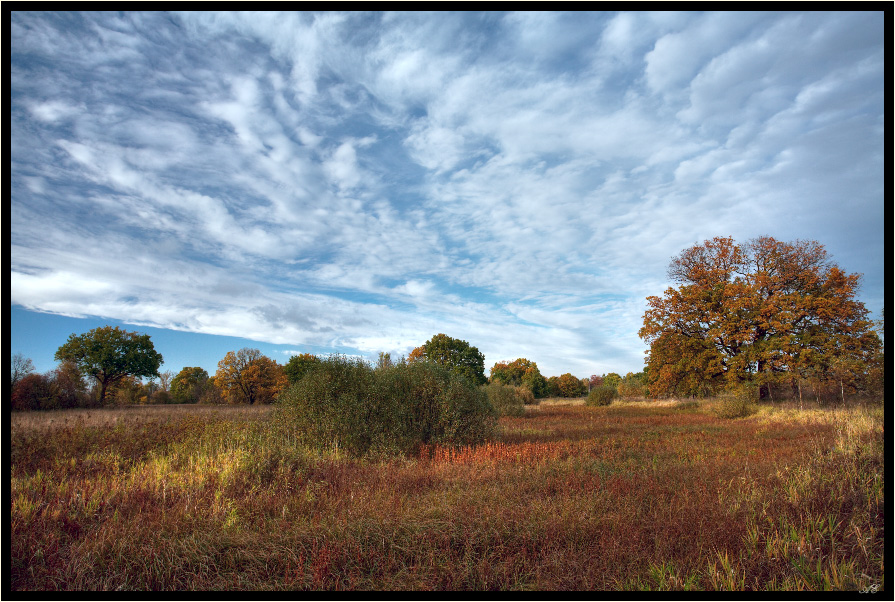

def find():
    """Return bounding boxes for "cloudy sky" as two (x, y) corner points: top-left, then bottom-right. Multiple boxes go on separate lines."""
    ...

(10, 11), (886, 380)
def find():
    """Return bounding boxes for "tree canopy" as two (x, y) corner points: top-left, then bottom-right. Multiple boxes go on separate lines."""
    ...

(490, 358), (548, 397)
(283, 353), (320, 385)
(411, 334), (487, 385)
(170, 367), (210, 404)
(215, 348), (287, 405)
(639, 236), (880, 398)
(54, 326), (163, 406)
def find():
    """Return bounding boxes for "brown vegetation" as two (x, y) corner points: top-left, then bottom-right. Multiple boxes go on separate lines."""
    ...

(10, 400), (883, 591)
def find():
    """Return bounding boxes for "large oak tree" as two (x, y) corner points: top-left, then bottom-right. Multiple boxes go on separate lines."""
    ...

(639, 236), (879, 398)
(55, 326), (163, 406)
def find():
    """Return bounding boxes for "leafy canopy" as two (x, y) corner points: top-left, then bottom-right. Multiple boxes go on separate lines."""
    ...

(215, 348), (286, 405)
(639, 236), (878, 398)
(413, 333), (487, 386)
(54, 326), (163, 405)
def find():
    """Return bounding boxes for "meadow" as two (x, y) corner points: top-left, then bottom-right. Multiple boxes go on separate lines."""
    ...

(10, 398), (884, 591)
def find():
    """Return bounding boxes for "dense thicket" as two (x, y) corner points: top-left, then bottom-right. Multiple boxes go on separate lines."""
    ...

(276, 356), (497, 457)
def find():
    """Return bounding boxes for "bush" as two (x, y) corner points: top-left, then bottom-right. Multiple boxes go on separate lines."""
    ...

(586, 385), (617, 407)
(276, 356), (497, 456)
(714, 383), (758, 419)
(514, 386), (536, 406)
(673, 399), (700, 411)
(484, 383), (526, 417)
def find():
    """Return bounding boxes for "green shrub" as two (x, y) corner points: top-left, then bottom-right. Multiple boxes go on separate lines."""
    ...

(484, 383), (526, 417)
(714, 383), (758, 419)
(673, 399), (700, 411)
(586, 385), (617, 407)
(276, 356), (496, 456)
(514, 386), (536, 406)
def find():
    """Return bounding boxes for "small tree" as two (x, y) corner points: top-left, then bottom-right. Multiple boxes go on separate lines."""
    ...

(170, 367), (211, 404)
(215, 348), (287, 404)
(555, 373), (587, 398)
(415, 334), (487, 385)
(587, 385), (617, 407)
(283, 353), (320, 385)
(11, 373), (57, 411)
(54, 360), (89, 408)
(10, 354), (35, 391)
(54, 326), (163, 406)
(484, 382), (526, 417)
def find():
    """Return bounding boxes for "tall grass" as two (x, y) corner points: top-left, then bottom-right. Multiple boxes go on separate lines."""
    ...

(10, 399), (883, 590)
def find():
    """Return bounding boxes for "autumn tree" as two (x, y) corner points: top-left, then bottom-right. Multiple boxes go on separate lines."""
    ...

(215, 348), (287, 405)
(489, 358), (548, 397)
(640, 236), (879, 399)
(617, 371), (647, 398)
(10, 354), (35, 390)
(54, 326), (164, 406)
(54, 360), (89, 408)
(11, 372), (57, 411)
(407, 345), (427, 364)
(554, 373), (587, 398)
(412, 334), (487, 385)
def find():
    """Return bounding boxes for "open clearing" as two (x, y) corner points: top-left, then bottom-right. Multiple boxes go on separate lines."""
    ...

(10, 399), (884, 591)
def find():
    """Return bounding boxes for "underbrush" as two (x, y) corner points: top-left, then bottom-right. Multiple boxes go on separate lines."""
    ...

(10, 400), (883, 591)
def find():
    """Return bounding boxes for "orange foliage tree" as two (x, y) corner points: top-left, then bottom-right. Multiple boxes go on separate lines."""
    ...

(489, 358), (548, 397)
(215, 348), (287, 404)
(640, 236), (879, 399)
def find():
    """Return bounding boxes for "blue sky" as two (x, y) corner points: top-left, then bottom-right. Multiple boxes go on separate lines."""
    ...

(10, 11), (886, 381)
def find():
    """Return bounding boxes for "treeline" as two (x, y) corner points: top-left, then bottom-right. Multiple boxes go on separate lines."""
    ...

(9, 331), (614, 412)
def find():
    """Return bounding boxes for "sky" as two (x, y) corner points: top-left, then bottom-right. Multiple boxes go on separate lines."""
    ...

(9, 11), (887, 381)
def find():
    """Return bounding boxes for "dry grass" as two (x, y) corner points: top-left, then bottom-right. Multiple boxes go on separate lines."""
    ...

(10, 399), (884, 591)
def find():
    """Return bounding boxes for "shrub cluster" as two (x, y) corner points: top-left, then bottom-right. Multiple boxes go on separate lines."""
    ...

(483, 383), (529, 417)
(714, 383), (759, 419)
(586, 385), (618, 407)
(276, 356), (497, 457)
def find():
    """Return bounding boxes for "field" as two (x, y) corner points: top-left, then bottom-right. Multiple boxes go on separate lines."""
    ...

(10, 399), (884, 591)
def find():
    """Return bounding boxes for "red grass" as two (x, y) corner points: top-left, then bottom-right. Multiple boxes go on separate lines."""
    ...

(10, 401), (884, 590)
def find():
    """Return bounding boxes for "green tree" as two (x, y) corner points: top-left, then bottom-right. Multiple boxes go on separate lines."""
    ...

(277, 356), (496, 457)
(170, 367), (210, 404)
(54, 326), (163, 406)
(283, 353), (320, 385)
(602, 373), (622, 389)
(416, 333), (487, 385)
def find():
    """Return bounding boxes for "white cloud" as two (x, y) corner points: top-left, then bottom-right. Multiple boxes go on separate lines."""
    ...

(10, 11), (885, 378)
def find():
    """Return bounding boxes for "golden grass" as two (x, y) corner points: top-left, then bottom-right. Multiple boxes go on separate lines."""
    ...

(10, 400), (884, 591)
